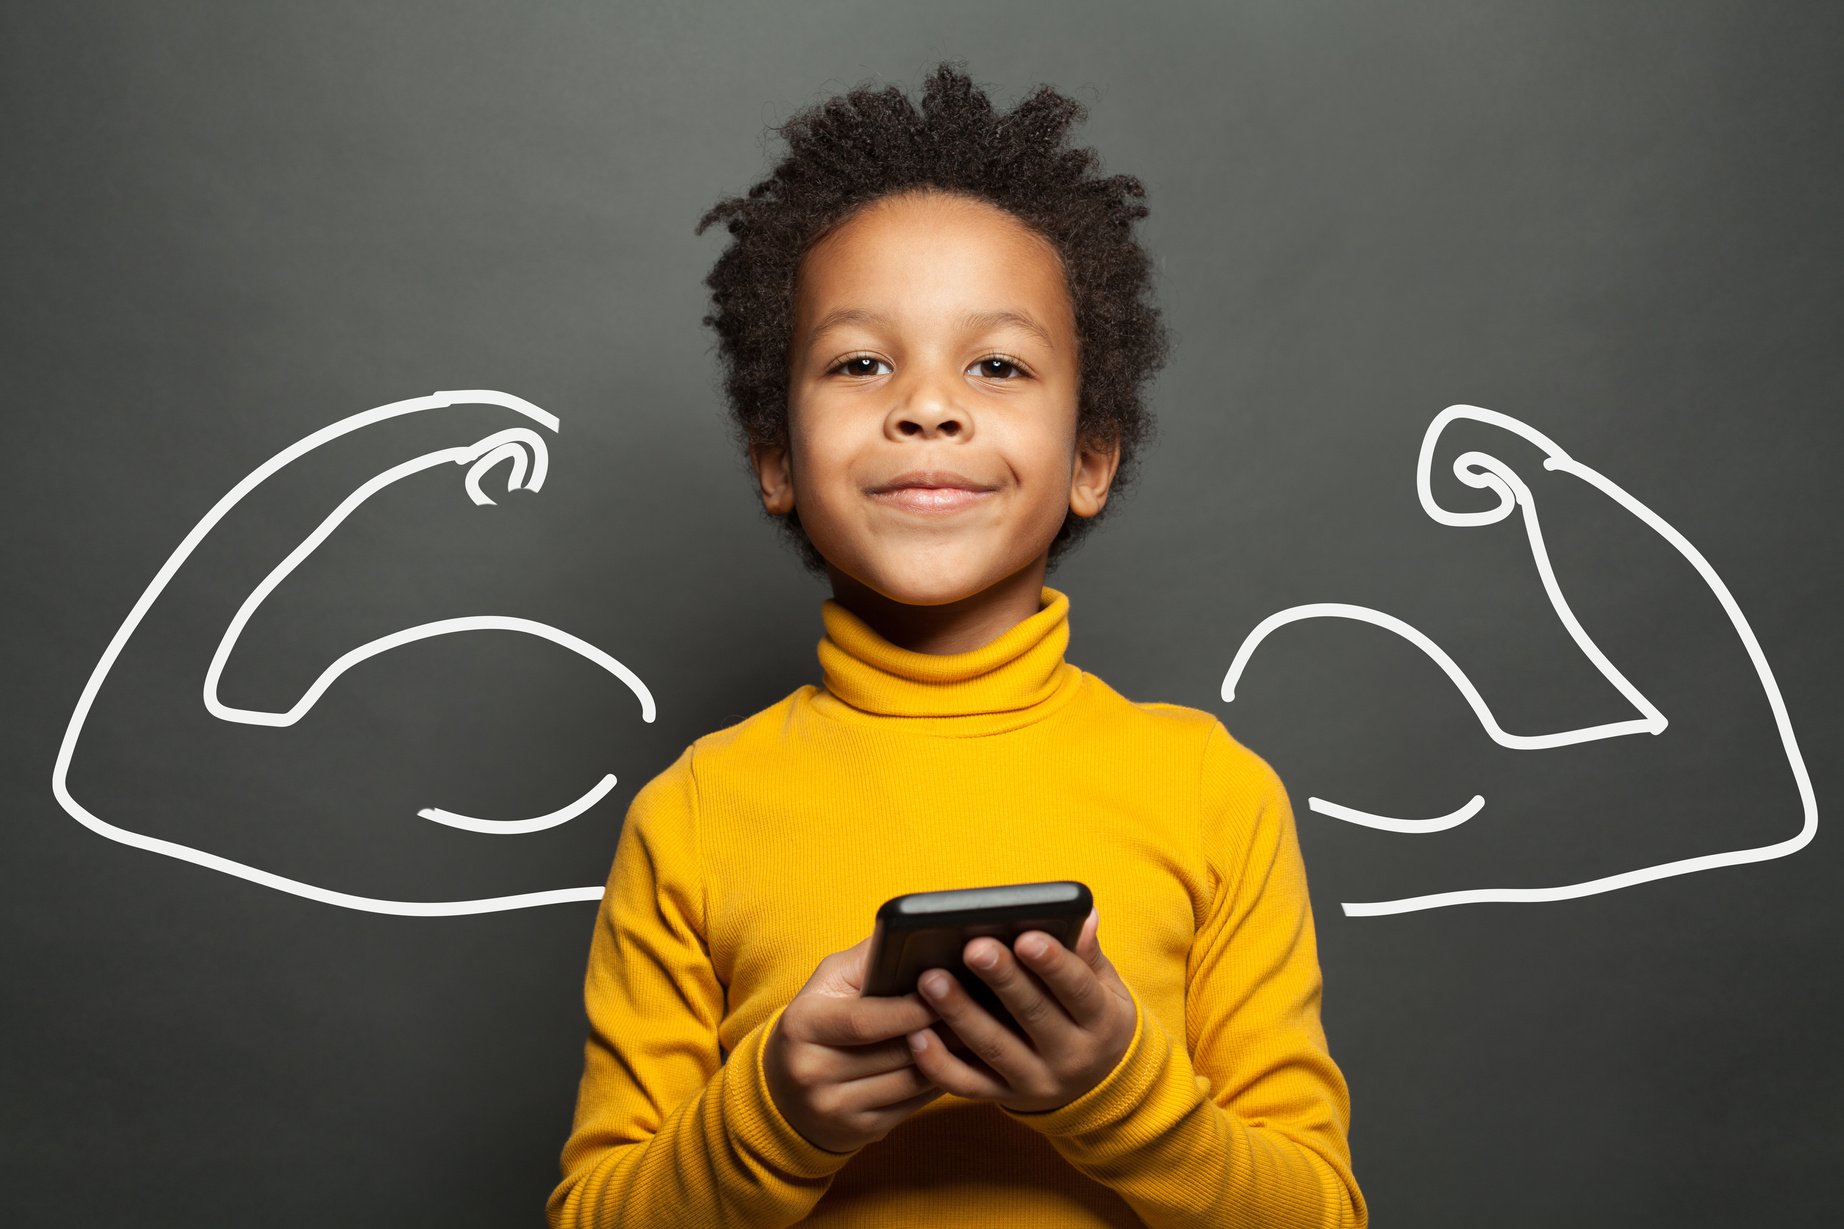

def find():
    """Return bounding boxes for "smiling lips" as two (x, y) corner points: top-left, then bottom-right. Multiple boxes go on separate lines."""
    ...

(868, 469), (997, 515)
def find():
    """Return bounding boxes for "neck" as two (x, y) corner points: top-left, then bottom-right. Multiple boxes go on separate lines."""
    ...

(823, 562), (1051, 655)
(813, 581), (1080, 730)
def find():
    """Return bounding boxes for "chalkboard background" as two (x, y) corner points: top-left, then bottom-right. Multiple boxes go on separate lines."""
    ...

(6, 2), (1840, 1224)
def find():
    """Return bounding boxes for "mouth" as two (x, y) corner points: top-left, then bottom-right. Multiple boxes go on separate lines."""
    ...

(866, 468), (998, 515)
(869, 486), (996, 515)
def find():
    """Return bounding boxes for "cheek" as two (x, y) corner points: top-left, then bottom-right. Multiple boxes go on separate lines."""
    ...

(1018, 455), (1078, 530)
(1035, 423), (1084, 487)
(787, 431), (854, 506)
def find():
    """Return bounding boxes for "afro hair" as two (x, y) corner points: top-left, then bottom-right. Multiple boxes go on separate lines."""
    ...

(694, 59), (1172, 576)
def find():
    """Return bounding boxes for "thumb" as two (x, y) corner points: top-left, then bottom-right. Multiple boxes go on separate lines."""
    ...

(836, 933), (874, 994)
(1075, 906), (1102, 967)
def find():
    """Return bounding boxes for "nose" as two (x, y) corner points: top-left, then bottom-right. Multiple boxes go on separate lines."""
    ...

(886, 368), (970, 439)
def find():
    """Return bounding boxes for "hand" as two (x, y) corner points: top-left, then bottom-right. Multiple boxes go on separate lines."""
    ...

(905, 907), (1138, 1114)
(762, 933), (948, 1154)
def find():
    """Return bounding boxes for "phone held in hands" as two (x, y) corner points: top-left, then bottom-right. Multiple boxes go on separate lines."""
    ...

(861, 880), (1093, 1035)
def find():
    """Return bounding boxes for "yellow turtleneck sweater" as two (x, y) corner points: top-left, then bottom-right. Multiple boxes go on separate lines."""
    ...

(548, 586), (1365, 1228)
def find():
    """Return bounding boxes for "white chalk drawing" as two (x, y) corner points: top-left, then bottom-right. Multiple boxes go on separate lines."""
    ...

(54, 394), (1814, 921)
(1221, 404), (1817, 916)
(52, 390), (655, 916)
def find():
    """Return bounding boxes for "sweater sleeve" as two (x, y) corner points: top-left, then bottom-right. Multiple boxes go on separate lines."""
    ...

(997, 719), (1367, 1228)
(547, 745), (857, 1228)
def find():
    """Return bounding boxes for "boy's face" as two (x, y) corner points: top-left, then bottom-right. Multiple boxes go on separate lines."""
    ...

(754, 190), (1118, 610)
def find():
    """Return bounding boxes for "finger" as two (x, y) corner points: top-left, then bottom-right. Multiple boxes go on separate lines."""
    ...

(873, 1081), (946, 1117)
(848, 1060), (942, 1111)
(811, 990), (939, 1048)
(905, 1019), (1011, 1101)
(1074, 907), (1099, 962)
(926, 1021), (984, 1063)
(822, 1035), (935, 1082)
(916, 966), (1033, 1084)
(781, 1008), (938, 1082)
(1012, 925), (1110, 1029)
(962, 937), (1077, 1051)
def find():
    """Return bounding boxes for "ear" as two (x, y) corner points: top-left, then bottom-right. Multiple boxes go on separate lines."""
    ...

(1068, 431), (1122, 519)
(749, 440), (795, 516)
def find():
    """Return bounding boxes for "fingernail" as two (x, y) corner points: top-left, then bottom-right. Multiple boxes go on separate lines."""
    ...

(968, 945), (997, 969)
(908, 1030), (928, 1052)
(922, 972), (950, 998)
(1018, 935), (1047, 959)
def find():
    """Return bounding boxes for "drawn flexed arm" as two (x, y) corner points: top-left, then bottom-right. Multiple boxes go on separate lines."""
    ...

(53, 390), (654, 916)
(1221, 405), (1817, 916)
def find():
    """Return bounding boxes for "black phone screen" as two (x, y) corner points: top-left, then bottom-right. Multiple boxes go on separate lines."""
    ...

(860, 880), (1093, 1034)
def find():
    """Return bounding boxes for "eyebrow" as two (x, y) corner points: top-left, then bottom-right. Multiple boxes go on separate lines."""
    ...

(804, 307), (1056, 352)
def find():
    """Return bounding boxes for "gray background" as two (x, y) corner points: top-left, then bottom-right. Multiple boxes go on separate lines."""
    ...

(5, 1), (1841, 1224)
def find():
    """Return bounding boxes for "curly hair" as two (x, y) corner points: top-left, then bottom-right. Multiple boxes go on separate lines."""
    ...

(693, 59), (1172, 576)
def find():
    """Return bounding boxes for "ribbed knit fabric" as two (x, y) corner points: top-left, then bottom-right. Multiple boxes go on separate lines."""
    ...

(548, 586), (1366, 1228)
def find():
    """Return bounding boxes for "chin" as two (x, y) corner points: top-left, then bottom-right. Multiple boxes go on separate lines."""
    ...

(838, 560), (994, 608)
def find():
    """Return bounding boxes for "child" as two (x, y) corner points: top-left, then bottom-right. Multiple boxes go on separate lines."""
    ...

(548, 60), (1366, 1228)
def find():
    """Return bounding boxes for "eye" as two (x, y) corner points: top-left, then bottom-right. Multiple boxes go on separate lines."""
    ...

(824, 353), (1032, 380)
(830, 353), (892, 378)
(972, 354), (1029, 380)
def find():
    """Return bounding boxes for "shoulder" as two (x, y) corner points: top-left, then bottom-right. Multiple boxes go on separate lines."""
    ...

(1079, 672), (1285, 802)
(1063, 672), (1281, 808)
(665, 685), (817, 789)
(689, 685), (811, 751)
(1074, 669), (1216, 734)
(1073, 671), (1243, 758)
(619, 687), (812, 819)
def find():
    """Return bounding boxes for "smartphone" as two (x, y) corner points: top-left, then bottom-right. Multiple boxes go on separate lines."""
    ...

(861, 880), (1093, 1036)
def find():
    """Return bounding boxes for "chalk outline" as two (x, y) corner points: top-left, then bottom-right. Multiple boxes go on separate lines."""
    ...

(1222, 404), (1817, 915)
(52, 390), (653, 916)
(57, 396), (1814, 917)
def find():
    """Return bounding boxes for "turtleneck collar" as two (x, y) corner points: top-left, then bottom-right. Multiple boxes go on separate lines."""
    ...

(810, 585), (1086, 735)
